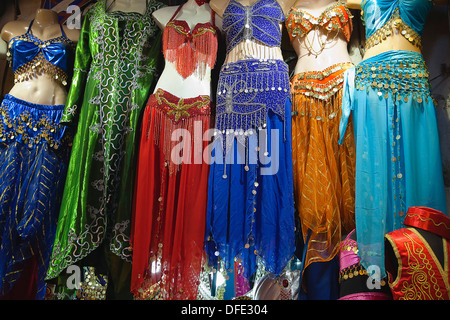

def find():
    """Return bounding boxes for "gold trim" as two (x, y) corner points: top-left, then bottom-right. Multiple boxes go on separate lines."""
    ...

(410, 228), (450, 298)
(406, 212), (450, 231)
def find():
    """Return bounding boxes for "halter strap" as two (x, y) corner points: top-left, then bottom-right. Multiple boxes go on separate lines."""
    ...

(26, 19), (67, 39)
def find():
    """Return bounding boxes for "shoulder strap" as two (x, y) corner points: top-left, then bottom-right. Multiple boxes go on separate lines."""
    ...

(211, 7), (215, 26)
(169, 4), (184, 22)
(59, 24), (67, 38)
(26, 19), (34, 34)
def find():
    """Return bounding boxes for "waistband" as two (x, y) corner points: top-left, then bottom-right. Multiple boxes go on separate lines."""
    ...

(149, 88), (211, 124)
(2, 94), (65, 110)
(359, 50), (423, 65)
(290, 62), (353, 100)
(338, 51), (433, 145)
(0, 94), (68, 149)
(219, 58), (289, 75)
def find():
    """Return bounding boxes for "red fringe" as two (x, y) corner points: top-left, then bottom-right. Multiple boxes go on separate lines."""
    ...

(163, 21), (218, 79)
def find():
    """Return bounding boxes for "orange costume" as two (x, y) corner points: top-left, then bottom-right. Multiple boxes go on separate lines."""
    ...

(286, 1), (356, 271)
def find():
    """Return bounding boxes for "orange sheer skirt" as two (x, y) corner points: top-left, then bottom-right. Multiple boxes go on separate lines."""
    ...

(290, 63), (356, 270)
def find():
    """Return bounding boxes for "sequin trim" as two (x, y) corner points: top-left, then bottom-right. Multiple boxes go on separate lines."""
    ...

(0, 94), (70, 149)
(6, 31), (75, 86)
(363, 7), (422, 51)
(355, 56), (435, 104)
(215, 58), (289, 140)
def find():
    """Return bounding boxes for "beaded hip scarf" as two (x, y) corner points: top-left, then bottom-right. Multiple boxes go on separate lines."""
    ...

(147, 88), (211, 175)
(0, 94), (69, 150)
(215, 59), (290, 150)
(355, 54), (434, 104)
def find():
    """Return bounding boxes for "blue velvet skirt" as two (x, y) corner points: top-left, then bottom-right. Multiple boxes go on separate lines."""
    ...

(339, 51), (448, 278)
(205, 59), (295, 280)
(0, 94), (71, 299)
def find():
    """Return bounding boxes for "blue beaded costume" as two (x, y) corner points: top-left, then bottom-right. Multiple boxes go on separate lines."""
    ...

(339, 0), (447, 278)
(204, 0), (295, 281)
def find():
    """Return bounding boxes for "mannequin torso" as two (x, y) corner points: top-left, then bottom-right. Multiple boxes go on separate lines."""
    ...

(152, 0), (217, 98)
(289, 0), (352, 73)
(1, 9), (79, 105)
(210, 0), (296, 63)
(345, 0), (447, 60)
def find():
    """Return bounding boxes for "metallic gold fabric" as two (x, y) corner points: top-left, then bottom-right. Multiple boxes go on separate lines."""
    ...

(290, 63), (356, 270)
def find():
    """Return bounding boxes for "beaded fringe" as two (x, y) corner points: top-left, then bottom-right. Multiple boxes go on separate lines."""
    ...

(150, 107), (210, 175)
(163, 21), (218, 79)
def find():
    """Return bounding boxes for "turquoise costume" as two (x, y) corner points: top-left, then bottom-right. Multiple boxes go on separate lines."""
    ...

(339, 0), (447, 278)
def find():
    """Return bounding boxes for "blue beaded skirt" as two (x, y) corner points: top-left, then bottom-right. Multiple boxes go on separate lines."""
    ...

(339, 51), (448, 278)
(0, 94), (71, 299)
(204, 59), (295, 280)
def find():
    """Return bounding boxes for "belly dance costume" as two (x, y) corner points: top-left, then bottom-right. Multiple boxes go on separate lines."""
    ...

(204, 0), (295, 283)
(0, 20), (74, 299)
(339, 0), (448, 278)
(286, 1), (356, 277)
(46, 0), (164, 300)
(131, 3), (218, 300)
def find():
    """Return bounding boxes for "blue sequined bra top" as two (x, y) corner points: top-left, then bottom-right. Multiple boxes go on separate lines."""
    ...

(222, 0), (284, 54)
(6, 19), (75, 86)
(361, 0), (434, 50)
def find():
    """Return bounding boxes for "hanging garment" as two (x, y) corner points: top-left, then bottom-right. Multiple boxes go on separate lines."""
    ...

(45, 0), (164, 299)
(0, 21), (74, 299)
(204, 0), (295, 284)
(385, 207), (450, 300)
(0, 95), (72, 299)
(286, 1), (356, 299)
(290, 62), (356, 272)
(131, 3), (218, 300)
(339, 0), (447, 279)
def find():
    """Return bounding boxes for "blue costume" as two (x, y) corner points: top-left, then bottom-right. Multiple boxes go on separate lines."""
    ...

(0, 20), (74, 299)
(204, 0), (295, 281)
(339, 0), (447, 279)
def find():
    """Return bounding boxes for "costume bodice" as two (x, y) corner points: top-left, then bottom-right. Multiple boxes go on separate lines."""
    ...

(222, 0), (284, 54)
(163, 3), (218, 78)
(286, 1), (353, 42)
(361, 0), (434, 50)
(6, 19), (75, 86)
(385, 207), (450, 300)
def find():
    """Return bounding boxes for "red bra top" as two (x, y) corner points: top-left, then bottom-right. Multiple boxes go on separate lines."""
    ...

(286, 1), (353, 43)
(163, 3), (219, 79)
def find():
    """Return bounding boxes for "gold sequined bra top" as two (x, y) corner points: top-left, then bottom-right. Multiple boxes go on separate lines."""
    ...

(286, 1), (353, 42)
(361, 0), (434, 51)
(6, 19), (75, 86)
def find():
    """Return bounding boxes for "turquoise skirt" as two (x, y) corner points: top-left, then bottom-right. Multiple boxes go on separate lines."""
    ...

(339, 51), (447, 278)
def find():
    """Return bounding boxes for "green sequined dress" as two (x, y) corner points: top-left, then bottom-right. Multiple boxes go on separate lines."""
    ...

(45, 0), (164, 297)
